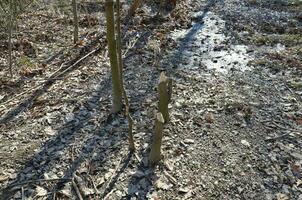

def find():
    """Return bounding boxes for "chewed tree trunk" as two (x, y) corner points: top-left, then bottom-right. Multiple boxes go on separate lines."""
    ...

(158, 72), (172, 123)
(149, 112), (165, 166)
(105, 0), (123, 113)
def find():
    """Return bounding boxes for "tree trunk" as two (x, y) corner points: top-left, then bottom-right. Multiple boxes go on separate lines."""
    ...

(149, 112), (165, 166)
(72, 0), (79, 44)
(116, 0), (135, 151)
(105, 0), (123, 113)
(8, 0), (13, 77)
(158, 72), (172, 123)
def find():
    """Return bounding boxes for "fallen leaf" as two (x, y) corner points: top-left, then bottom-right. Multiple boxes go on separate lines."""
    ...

(184, 139), (195, 144)
(276, 193), (289, 200)
(296, 119), (302, 125)
(156, 179), (171, 190)
(241, 140), (250, 147)
(35, 186), (48, 197)
(205, 112), (214, 123)
(179, 187), (190, 193)
(0, 175), (9, 182)
(296, 179), (302, 187)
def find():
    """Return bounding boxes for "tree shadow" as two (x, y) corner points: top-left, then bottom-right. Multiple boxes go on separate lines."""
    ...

(125, 0), (223, 199)
(0, 1), (224, 199)
(0, 72), (122, 199)
(100, 151), (133, 199)
(126, 147), (155, 199)
(0, 34), (103, 125)
(166, 0), (224, 70)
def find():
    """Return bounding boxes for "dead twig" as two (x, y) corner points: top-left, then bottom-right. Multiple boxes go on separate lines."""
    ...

(272, 121), (301, 133)
(163, 170), (177, 185)
(6, 178), (72, 188)
(0, 47), (100, 108)
(72, 178), (83, 200)
(265, 133), (290, 142)
(102, 157), (123, 196)
(88, 174), (100, 195)
(21, 187), (24, 200)
(103, 189), (115, 200)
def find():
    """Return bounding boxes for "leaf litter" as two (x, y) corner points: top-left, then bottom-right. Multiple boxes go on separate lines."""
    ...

(0, 0), (302, 199)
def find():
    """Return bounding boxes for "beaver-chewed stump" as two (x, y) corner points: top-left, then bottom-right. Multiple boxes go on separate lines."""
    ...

(158, 72), (172, 123)
(149, 112), (165, 166)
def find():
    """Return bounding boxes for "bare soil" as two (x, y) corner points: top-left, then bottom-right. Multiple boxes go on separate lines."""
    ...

(0, 0), (301, 199)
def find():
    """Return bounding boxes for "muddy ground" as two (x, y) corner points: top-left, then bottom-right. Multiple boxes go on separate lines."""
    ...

(0, 0), (301, 199)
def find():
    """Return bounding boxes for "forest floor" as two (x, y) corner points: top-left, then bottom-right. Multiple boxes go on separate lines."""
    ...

(0, 0), (301, 199)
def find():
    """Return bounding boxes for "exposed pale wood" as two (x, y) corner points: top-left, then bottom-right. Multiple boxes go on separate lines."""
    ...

(158, 72), (172, 123)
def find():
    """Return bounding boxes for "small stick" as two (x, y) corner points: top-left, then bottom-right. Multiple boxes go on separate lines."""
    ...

(102, 157), (123, 195)
(103, 189), (115, 200)
(72, 178), (83, 200)
(6, 178), (71, 188)
(0, 48), (99, 107)
(21, 187), (24, 200)
(88, 175), (99, 194)
(163, 170), (177, 185)
(265, 133), (290, 142)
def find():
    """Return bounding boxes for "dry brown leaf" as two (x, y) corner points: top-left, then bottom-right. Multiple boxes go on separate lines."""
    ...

(205, 112), (214, 123)
(35, 186), (48, 197)
(0, 175), (9, 182)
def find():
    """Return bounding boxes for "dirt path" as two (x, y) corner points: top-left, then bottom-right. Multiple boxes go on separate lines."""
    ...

(0, 0), (301, 199)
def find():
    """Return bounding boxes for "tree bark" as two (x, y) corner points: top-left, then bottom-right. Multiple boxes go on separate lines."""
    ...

(8, 0), (13, 77)
(105, 0), (123, 113)
(158, 72), (172, 123)
(72, 0), (79, 44)
(149, 112), (165, 166)
(116, 0), (135, 151)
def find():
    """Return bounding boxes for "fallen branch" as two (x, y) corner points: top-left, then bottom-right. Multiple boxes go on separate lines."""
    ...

(163, 170), (177, 185)
(0, 47), (100, 108)
(21, 187), (24, 200)
(265, 133), (290, 142)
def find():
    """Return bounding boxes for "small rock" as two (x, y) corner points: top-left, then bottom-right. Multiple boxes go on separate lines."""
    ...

(65, 113), (75, 122)
(35, 186), (48, 197)
(115, 190), (123, 197)
(133, 170), (145, 178)
(179, 187), (190, 193)
(0, 175), (9, 182)
(237, 186), (244, 194)
(205, 112), (214, 123)
(241, 140), (250, 147)
(184, 139), (195, 144)
(276, 193), (289, 200)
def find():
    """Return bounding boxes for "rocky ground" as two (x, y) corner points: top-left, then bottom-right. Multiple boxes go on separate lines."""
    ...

(0, 0), (301, 199)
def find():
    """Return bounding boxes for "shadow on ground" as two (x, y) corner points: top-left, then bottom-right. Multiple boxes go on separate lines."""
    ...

(125, 0), (223, 198)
